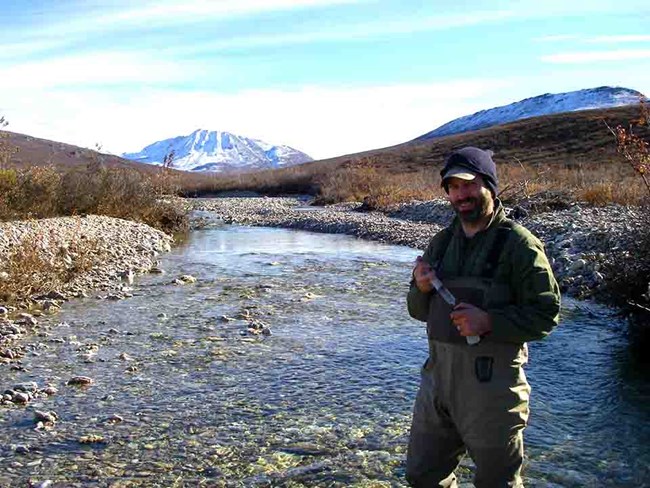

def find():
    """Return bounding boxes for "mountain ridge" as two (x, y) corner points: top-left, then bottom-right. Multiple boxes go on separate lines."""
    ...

(122, 129), (313, 172)
(415, 86), (646, 141)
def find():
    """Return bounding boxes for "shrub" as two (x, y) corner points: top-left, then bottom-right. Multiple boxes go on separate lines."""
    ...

(599, 102), (650, 332)
(0, 227), (105, 304)
(0, 165), (188, 234)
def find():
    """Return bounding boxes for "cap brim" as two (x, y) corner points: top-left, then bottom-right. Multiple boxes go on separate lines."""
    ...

(442, 167), (477, 181)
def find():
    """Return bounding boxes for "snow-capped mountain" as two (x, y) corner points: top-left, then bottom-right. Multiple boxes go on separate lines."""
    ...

(415, 86), (646, 141)
(122, 129), (313, 172)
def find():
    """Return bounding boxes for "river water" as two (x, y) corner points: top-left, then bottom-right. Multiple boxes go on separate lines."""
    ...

(1, 225), (648, 487)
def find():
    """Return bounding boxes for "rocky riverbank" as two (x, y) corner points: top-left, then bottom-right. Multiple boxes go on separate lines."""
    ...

(0, 215), (173, 364)
(190, 196), (647, 302)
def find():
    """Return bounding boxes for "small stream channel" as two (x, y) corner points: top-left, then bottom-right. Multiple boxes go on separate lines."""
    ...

(1, 225), (648, 487)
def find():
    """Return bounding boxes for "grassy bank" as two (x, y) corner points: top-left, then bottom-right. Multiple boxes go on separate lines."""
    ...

(0, 163), (186, 305)
(0, 165), (187, 233)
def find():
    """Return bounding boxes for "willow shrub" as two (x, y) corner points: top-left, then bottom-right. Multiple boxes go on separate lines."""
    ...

(0, 165), (188, 234)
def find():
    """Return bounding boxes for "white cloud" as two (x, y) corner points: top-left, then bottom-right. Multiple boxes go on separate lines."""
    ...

(533, 34), (581, 43)
(534, 34), (650, 45)
(542, 49), (650, 63)
(110, 0), (364, 21)
(15, 0), (365, 40)
(586, 35), (650, 43)
(3, 80), (514, 160)
(0, 52), (207, 89)
(0, 39), (73, 60)
(170, 10), (516, 53)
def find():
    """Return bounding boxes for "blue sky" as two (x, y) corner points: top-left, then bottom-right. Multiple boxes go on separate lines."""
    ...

(1, 0), (650, 159)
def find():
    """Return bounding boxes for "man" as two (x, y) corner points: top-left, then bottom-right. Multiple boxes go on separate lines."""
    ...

(405, 147), (561, 487)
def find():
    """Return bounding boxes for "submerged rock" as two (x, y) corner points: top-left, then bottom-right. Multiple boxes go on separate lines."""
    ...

(67, 376), (93, 386)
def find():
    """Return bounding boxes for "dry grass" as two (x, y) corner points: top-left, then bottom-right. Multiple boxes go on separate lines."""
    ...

(0, 165), (188, 233)
(168, 105), (650, 209)
(0, 227), (105, 303)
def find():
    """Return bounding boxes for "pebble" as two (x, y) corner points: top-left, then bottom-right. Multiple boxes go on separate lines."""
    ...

(67, 376), (93, 386)
(14, 382), (38, 393)
(13, 392), (29, 404)
(17, 314), (37, 326)
(34, 410), (58, 424)
(105, 414), (124, 424)
(14, 445), (30, 455)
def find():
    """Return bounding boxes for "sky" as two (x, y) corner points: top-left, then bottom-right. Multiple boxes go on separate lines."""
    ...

(1, 0), (650, 160)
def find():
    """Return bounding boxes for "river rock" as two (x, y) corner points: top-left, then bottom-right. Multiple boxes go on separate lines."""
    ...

(13, 392), (29, 404)
(34, 410), (58, 424)
(104, 414), (124, 424)
(14, 382), (38, 393)
(14, 445), (30, 455)
(67, 376), (93, 386)
(17, 314), (37, 326)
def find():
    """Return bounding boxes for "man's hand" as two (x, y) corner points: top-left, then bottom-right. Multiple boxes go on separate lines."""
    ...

(413, 256), (434, 293)
(450, 302), (492, 337)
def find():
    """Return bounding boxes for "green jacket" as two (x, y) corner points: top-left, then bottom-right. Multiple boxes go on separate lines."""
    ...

(407, 202), (561, 343)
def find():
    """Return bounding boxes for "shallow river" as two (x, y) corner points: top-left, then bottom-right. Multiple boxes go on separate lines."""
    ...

(1, 225), (648, 487)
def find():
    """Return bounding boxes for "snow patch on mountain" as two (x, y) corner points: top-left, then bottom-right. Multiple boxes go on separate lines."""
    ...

(122, 129), (313, 172)
(416, 86), (646, 141)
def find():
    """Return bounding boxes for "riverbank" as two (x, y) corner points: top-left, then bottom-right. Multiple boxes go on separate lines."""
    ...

(0, 215), (173, 363)
(190, 196), (646, 302)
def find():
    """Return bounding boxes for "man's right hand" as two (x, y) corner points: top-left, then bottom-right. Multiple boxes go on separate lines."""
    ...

(413, 256), (435, 293)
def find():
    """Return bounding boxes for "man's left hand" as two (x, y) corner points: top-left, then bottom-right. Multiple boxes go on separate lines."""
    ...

(450, 302), (492, 337)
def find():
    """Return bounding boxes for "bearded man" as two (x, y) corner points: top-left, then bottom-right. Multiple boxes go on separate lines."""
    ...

(406, 147), (561, 487)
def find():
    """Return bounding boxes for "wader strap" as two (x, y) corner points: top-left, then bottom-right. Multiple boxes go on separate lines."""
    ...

(432, 228), (453, 273)
(433, 220), (514, 278)
(481, 220), (514, 279)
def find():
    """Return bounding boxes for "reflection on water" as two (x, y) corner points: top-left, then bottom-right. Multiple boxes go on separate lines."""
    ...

(1, 225), (648, 487)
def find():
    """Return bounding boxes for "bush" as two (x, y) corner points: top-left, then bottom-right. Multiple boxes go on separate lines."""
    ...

(0, 165), (188, 234)
(0, 227), (105, 304)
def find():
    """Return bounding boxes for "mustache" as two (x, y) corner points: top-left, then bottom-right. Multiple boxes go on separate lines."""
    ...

(454, 197), (477, 205)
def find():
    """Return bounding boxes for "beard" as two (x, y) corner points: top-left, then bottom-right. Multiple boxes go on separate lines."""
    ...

(452, 192), (491, 223)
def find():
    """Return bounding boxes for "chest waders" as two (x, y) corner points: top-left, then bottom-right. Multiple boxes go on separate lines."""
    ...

(406, 223), (530, 488)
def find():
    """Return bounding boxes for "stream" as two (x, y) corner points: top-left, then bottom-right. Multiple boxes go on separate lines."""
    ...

(1, 224), (648, 487)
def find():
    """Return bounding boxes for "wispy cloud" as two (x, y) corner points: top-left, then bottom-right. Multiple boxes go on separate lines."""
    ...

(106, 0), (365, 21)
(165, 10), (516, 54)
(534, 34), (581, 43)
(586, 35), (650, 43)
(0, 40), (73, 60)
(4, 79), (514, 159)
(0, 52), (207, 89)
(542, 49), (650, 63)
(13, 0), (365, 40)
(535, 34), (650, 45)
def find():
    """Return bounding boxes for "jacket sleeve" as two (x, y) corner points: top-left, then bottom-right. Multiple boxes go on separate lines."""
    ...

(488, 231), (561, 343)
(406, 231), (446, 322)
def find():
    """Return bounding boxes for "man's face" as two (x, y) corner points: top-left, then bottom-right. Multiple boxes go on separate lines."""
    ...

(446, 175), (493, 223)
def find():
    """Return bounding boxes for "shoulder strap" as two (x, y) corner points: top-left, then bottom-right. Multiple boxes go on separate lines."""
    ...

(432, 227), (453, 272)
(481, 220), (514, 279)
